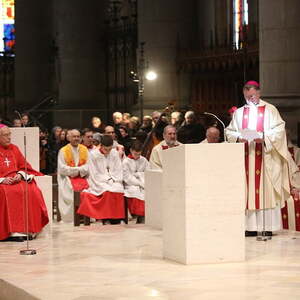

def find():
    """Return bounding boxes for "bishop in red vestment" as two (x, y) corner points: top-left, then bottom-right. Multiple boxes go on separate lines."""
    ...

(0, 125), (49, 241)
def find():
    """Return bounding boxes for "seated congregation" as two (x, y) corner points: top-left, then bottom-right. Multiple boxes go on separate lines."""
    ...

(1, 103), (299, 241)
(57, 131), (148, 226)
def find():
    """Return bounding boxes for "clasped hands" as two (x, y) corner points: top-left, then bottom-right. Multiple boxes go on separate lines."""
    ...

(2, 174), (22, 185)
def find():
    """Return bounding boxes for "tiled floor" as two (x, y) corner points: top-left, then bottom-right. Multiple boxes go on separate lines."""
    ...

(1, 223), (300, 300)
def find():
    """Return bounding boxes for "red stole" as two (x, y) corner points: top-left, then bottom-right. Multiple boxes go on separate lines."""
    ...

(161, 144), (179, 150)
(242, 105), (266, 209)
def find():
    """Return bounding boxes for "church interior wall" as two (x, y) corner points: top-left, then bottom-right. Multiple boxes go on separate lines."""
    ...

(259, 0), (300, 144)
(14, 0), (108, 128)
(7, 0), (299, 135)
(137, 0), (197, 113)
(15, 0), (54, 110)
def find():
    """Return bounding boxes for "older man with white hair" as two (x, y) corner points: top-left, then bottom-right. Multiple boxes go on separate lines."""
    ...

(0, 124), (49, 241)
(57, 129), (89, 222)
(112, 111), (123, 140)
(170, 111), (183, 129)
(201, 127), (221, 143)
(149, 125), (181, 169)
(177, 110), (205, 144)
(151, 111), (161, 125)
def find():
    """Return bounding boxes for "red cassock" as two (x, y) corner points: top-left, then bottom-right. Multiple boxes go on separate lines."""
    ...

(78, 191), (125, 220)
(126, 198), (145, 216)
(0, 144), (49, 240)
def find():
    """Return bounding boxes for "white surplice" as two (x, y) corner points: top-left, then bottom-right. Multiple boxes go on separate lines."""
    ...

(122, 156), (149, 200)
(83, 148), (124, 196)
(226, 100), (292, 231)
(57, 145), (89, 222)
(149, 140), (181, 170)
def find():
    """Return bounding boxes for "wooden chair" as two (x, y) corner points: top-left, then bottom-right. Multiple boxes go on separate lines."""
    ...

(73, 191), (90, 226)
(123, 197), (128, 224)
(52, 174), (61, 222)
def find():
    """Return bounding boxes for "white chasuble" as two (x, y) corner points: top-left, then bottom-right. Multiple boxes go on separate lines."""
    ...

(226, 100), (292, 231)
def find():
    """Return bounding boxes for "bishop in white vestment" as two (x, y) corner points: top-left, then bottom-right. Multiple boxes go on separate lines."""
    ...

(226, 81), (291, 234)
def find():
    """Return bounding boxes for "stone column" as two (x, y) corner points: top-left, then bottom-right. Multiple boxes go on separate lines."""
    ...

(197, 0), (216, 48)
(259, 0), (300, 142)
(137, 0), (197, 114)
(53, 0), (106, 110)
(15, 0), (108, 128)
(15, 0), (54, 109)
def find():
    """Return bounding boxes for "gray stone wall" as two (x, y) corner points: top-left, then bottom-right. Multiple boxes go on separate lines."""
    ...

(137, 0), (197, 114)
(259, 0), (300, 141)
(53, 0), (107, 109)
(15, 0), (108, 128)
(15, 0), (54, 109)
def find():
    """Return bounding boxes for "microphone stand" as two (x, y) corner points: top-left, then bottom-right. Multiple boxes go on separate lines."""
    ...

(15, 111), (37, 255)
(204, 112), (227, 142)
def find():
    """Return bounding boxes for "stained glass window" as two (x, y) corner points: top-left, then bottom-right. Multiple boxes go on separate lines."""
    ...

(0, 0), (15, 52)
(233, 0), (248, 49)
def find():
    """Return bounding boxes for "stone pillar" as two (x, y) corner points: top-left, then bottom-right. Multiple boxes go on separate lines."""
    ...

(15, 0), (108, 128)
(248, 0), (259, 42)
(197, 0), (216, 48)
(53, 0), (106, 110)
(15, 0), (54, 109)
(137, 0), (197, 113)
(215, 0), (227, 47)
(259, 0), (300, 142)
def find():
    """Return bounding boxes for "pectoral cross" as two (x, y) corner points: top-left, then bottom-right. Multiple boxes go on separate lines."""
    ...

(4, 157), (10, 167)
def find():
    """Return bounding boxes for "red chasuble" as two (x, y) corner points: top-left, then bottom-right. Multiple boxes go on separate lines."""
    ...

(0, 144), (49, 240)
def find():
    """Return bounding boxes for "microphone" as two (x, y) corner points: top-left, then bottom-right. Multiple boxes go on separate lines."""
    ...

(204, 112), (227, 142)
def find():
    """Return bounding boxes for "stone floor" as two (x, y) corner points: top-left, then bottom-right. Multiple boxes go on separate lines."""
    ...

(1, 223), (300, 300)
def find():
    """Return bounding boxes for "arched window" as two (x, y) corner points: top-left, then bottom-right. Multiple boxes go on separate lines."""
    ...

(0, 0), (15, 52)
(233, 0), (248, 49)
